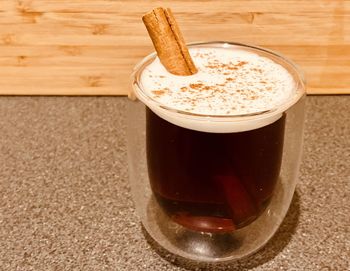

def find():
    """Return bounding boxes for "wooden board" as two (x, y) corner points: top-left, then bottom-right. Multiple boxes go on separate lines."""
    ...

(0, 0), (349, 95)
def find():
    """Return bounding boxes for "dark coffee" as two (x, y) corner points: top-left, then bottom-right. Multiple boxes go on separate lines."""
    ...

(146, 108), (285, 233)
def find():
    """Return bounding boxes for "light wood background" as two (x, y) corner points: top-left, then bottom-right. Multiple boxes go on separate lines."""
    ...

(0, 0), (349, 95)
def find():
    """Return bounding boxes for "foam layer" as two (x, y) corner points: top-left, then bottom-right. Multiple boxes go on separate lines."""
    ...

(135, 45), (300, 132)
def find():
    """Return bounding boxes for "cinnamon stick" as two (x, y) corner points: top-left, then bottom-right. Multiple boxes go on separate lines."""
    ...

(142, 7), (198, 76)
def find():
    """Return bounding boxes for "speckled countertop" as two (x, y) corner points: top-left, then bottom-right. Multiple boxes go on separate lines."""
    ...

(0, 96), (349, 270)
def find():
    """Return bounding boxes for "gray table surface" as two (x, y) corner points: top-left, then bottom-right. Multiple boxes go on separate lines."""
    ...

(0, 96), (349, 271)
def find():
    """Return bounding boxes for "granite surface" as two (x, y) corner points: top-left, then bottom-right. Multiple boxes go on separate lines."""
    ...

(0, 96), (349, 271)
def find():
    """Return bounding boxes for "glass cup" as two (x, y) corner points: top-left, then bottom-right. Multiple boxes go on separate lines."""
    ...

(127, 41), (305, 262)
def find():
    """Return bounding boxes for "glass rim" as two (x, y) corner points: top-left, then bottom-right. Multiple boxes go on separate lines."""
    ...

(131, 41), (306, 121)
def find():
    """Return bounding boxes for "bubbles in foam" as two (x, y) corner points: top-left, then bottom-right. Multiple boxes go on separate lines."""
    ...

(140, 47), (296, 116)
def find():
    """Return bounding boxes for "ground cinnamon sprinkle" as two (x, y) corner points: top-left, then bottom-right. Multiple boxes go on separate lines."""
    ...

(189, 83), (204, 89)
(227, 66), (238, 70)
(151, 89), (167, 96)
(205, 65), (218, 69)
(206, 63), (242, 71)
(180, 87), (188, 92)
(142, 46), (293, 116)
(202, 86), (211, 91)
(236, 61), (248, 67)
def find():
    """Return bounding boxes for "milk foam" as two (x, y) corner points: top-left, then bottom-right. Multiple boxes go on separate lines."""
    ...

(135, 45), (301, 133)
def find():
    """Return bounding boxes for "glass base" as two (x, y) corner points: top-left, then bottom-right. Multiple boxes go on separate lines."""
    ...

(142, 177), (292, 263)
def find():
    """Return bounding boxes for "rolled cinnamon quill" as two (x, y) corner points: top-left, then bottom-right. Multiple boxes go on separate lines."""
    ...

(142, 7), (198, 76)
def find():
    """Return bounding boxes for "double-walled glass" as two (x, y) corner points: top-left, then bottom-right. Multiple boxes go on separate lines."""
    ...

(127, 42), (305, 262)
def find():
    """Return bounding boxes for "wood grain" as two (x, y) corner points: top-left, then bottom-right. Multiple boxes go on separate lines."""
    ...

(0, 0), (349, 95)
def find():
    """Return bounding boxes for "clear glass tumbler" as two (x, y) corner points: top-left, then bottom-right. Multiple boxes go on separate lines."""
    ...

(127, 42), (305, 262)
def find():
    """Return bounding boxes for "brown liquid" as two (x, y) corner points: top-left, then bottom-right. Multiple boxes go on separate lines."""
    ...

(146, 108), (285, 233)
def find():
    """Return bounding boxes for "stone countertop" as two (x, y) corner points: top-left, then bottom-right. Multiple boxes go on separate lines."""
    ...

(0, 96), (348, 270)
